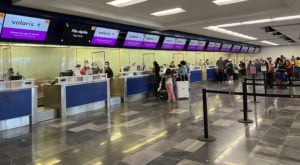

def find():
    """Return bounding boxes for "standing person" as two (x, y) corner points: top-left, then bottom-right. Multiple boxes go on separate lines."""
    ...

(286, 59), (294, 85)
(291, 56), (296, 66)
(153, 61), (161, 97)
(169, 61), (176, 68)
(226, 59), (234, 84)
(216, 57), (225, 82)
(165, 69), (176, 103)
(266, 58), (274, 88)
(295, 57), (300, 79)
(239, 61), (246, 77)
(92, 62), (101, 74)
(104, 61), (114, 78)
(179, 61), (188, 81)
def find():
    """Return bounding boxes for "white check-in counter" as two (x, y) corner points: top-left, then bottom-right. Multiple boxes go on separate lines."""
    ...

(43, 74), (110, 117)
(0, 80), (37, 131)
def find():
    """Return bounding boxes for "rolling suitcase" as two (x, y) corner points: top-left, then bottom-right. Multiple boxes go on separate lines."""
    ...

(176, 81), (190, 99)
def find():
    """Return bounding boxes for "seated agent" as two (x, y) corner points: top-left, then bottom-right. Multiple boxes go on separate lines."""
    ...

(73, 64), (81, 76)
(6, 68), (14, 80)
(80, 60), (91, 75)
(104, 61), (114, 78)
(92, 62), (101, 74)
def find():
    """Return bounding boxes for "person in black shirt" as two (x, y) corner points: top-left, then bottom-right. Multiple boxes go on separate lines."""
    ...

(153, 61), (161, 97)
(104, 61), (113, 78)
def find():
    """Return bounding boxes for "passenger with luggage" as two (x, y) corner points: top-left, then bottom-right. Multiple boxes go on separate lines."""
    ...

(216, 57), (225, 82)
(165, 69), (176, 103)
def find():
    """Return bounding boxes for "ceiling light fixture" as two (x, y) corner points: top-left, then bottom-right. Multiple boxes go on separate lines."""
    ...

(204, 26), (257, 40)
(212, 0), (248, 6)
(216, 22), (242, 28)
(151, 8), (186, 16)
(260, 40), (279, 46)
(106, 0), (147, 7)
(272, 15), (300, 21)
(242, 19), (272, 25)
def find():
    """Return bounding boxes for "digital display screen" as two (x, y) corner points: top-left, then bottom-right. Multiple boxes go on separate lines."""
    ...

(220, 44), (233, 52)
(62, 23), (95, 45)
(248, 47), (255, 53)
(124, 31), (145, 48)
(207, 42), (221, 51)
(187, 40), (198, 50)
(141, 34), (160, 49)
(0, 13), (5, 35)
(1, 14), (50, 41)
(241, 46), (249, 53)
(231, 45), (241, 53)
(174, 38), (187, 50)
(254, 47), (261, 53)
(91, 27), (119, 46)
(197, 41), (207, 50)
(162, 37), (176, 49)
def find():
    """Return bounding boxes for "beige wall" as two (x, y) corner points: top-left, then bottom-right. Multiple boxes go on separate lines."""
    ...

(259, 45), (300, 60)
(0, 44), (248, 80)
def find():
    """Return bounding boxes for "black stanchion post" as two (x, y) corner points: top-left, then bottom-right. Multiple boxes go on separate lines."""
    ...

(238, 82), (254, 123)
(263, 72), (267, 95)
(252, 74), (260, 103)
(197, 88), (216, 142)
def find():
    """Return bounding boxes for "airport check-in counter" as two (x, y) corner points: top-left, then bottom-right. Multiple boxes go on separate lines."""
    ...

(43, 74), (110, 117)
(0, 80), (37, 131)
(189, 69), (202, 83)
(206, 66), (217, 81)
(111, 71), (153, 102)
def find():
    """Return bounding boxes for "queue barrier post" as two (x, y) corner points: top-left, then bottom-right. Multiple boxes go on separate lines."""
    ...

(251, 74), (260, 103)
(197, 88), (216, 142)
(238, 82), (254, 124)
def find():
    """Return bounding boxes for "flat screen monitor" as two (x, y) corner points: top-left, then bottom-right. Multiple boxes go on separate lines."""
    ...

(173, 38), (187, 50)
(141, 34), (160, 49)
(1, 14), (50, 41)
(254, 47), (261, 53)
(241, 46), (249, 53)
(187, 40), (198, 50)
(10, 75), (22, 81)
(161, 37), (176, 49)
(62, 23), (95, 45)
(207, 42), (221, 51)
(248, 47), (255, 53)
(91, 27), (119, 46)
(197, 41), (207, 50)
(123, 31), (145, 48)
(220, 44), (233, 52)
(0, 13), (5, 35)
(231, 45), (241, 53)
(60, 70), (74, 77)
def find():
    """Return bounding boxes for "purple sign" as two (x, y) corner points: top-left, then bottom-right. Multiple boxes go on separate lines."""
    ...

(91, 27), (119, 46)
(220, 44), (232, 52)
(207, 42), (221, 51)
(187, 40), (198, 50)
(1, 14), (50, 41)
(197, 41), (206, 50)
(231, 45), (241, 53)
(248, 47), (255, 53)
(254, 48), (261, 53)
(124, 32), (145, 48)
(0, 13), (4, 35)
(141, 34), (160, 48)
(162, 37), (176, 49)
(174, 38), (187, 50)
(241, 46), (249, 53)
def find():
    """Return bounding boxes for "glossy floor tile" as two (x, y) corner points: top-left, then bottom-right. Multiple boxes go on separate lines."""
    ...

(1, 81), (300, 165)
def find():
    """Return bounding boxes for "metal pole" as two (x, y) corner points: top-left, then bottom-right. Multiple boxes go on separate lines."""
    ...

(252, 74), (259, 103)
(263, 72), (267, 95)
(238, 82), (254, 123)
(197, 88), (216, 142)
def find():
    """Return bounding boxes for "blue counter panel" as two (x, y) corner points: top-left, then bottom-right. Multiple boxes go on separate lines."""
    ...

(66, 81), (107, 108)
(0, 89), (32, 120)
(207, 69), (217, 81)
(127, 76), (153, 96)
(190, 70), (202, 83)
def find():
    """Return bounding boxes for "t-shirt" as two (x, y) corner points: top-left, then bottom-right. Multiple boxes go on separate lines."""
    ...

(166, 77), (173, 85)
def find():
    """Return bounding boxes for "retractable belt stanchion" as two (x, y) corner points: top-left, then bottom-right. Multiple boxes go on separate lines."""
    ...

(249, 66), (260, 103)
(240, 78), (253, 112)
(238, 82), (254, 124)
(197, 88), (216, 142)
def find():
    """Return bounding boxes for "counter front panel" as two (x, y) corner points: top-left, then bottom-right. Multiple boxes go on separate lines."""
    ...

(190, 70), (202, 83)
(66, 81), (108, 108)
(127, 76), (153, 96)
(0, 89), (32, 120)
(207, 69), (217, 81)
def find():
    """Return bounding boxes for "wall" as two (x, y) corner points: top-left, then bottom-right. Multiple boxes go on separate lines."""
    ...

(0, 44), (249, 81)
(259, 45), (300, 59)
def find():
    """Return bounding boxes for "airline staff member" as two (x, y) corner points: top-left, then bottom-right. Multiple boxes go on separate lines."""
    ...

(104, 61), (114, 78)
(80, 60), (90, 75)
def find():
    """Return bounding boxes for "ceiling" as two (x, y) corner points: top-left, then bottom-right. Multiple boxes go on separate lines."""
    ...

(13, 0), (300, 46)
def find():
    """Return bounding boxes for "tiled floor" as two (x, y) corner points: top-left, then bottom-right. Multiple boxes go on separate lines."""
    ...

(1, 81), (300, 165)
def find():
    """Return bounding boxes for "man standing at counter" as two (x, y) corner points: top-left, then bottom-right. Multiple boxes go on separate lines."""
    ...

(104, 61), (114, 78)
(216, 57), (225, 82)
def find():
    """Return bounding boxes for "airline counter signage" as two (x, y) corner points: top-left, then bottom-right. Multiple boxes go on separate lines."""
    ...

(142, 34), (160, 48)
(1, 14), (50, 41)
(91, 27), (119, 46)
(174, 38), (186, 50)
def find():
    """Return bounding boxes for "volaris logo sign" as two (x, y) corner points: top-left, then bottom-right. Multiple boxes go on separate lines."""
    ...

(1, 14), (50, 41)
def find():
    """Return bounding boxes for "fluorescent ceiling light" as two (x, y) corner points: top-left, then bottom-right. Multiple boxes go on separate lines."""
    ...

(272, 15), (300, 21)
(260, 40), (279, 46)
(242, 19), (272, 25)
(106, 0), (147, 7)
(204, 26), (257, 40)
(216, 22), (242, 27)
(212, 0), (247, 6)
(151, 8), (186, 16)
